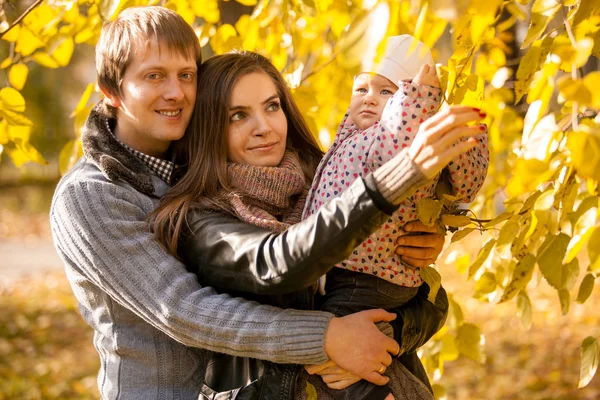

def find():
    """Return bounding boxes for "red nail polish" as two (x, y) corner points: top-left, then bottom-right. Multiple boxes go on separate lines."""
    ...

(479, 125), (486, 131)
(472, 107), (481, 112)
(479, 112), (487, 118)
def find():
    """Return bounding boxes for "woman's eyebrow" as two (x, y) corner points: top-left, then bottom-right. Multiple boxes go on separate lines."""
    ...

(230, 94), (279, 111)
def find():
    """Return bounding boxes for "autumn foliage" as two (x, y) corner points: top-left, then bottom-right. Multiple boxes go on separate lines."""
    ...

(1, 0), (599, 395)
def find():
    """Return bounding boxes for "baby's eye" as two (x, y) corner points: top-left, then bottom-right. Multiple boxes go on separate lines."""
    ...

(381, 89), (393, 95)
(355, 88), (368, 94)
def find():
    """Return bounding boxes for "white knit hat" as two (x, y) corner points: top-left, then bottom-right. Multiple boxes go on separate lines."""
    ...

(369, 35), (434, 85)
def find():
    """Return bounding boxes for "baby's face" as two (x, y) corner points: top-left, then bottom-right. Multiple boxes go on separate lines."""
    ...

(349, 73), (398, 130)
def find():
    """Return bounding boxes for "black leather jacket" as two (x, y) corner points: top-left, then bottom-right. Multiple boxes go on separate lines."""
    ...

(181, 177), (448, 399)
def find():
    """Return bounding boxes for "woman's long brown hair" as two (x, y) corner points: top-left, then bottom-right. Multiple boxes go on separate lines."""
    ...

(150, 51), (324, 258)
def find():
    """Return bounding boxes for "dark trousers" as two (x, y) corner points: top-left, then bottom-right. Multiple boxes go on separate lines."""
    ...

(317, 268), (420, 400)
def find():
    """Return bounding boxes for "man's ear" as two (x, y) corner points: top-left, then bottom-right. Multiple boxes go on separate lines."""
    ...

(99, 85), (121, 108)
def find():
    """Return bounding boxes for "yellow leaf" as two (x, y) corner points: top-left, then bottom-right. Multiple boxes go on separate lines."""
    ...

(192, 0), (219, 24)
(210, 24), (241, 54)
(1, 24), (20, 42)
(236, 0), (257, 5)
(584, 71), (600, 109)
(7, 123), (31, 141)
(0, 57), (11, 69)
(554, 37), (594, 70)
(506, 158), (555, 197)
(8, 64), (28, 90)
(579, 337), (600, 388)
(441, 214), (472, 227)
(421, 266), (442, 303)
(455, 323), (484, 362)
(71, 83), (96, 117)
(576, 274), (595, 304)
(0, 109), (33, 126)
(499, 254), (536, 303)
(0, 120), (8, 144)
(468, 238), (496, 279)
(515, 36), (553, 102)
(59, 139), (83, 175)
(522, 0), (559, 50)
(50, 38), (74, 67)
(32, 52), (60, 68)
(416, 198), (443, 227)
(0, 87), (26, 112)
(517, 290), (532, 329)
(15, 26), (46, 57)
(567, 129), (600, 182)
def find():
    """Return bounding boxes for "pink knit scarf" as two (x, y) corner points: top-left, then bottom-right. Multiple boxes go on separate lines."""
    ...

(227, 151), (308, 233)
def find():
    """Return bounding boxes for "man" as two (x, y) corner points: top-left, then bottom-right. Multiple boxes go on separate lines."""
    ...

(50, 6), (447, 399)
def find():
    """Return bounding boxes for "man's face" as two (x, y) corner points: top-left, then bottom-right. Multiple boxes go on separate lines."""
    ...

(106, 39), (197, 158)
(349, 73), (398, 130)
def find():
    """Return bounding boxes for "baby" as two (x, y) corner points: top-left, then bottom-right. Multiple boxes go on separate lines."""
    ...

(304, 35), (489, 399)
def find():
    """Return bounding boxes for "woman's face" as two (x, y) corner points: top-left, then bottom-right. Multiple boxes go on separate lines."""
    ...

(226, 71), (288, 167)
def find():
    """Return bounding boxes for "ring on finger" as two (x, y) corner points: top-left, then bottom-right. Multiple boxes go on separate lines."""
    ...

(378, 365), (386, 374)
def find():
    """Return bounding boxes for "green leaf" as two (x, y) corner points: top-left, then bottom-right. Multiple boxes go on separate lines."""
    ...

(500, 254), (537, 303)
(456, 323), (484, 362)
(576, 274), (595, 304)
(537, 233), (572, 289)
(420, 266), (442, 303)
(417, 198), (443, 227)
(558, 288), (570, 315)
(468, 238), (496, 279)
(579, 337), (599, 388)
(516, 290), (533, 330)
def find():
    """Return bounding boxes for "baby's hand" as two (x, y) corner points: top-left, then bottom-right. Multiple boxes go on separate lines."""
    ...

(413, 64), (440, 89)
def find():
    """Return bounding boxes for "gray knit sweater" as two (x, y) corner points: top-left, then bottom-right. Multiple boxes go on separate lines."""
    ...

(49, 104), (425, 399)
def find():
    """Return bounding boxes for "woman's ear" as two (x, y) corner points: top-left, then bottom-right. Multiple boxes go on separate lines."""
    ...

(99, 85), (121, 108)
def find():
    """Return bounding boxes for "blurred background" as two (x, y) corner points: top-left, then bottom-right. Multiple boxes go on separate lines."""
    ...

(1, 0), (600, 399)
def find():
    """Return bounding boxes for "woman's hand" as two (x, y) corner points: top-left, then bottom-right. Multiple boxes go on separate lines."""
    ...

(409, 106), (486, 180)
(395, 221), (445, 268)
(305, 360), (361, 390)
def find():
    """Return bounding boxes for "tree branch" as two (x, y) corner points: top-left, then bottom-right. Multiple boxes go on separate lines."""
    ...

(561, 4), (579, 131)
(0, 0), (44, 40)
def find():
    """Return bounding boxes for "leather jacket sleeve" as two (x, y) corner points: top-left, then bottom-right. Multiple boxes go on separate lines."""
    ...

(181, 177), (392, 295)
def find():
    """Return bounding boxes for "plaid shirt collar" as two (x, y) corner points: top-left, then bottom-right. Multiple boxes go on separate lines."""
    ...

(106, 119), (176, 185)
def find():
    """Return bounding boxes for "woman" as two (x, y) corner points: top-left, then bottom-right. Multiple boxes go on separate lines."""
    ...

(152, 52), (482, 399)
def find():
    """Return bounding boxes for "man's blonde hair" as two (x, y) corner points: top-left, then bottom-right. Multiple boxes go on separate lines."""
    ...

(96, 6), (202, 116)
